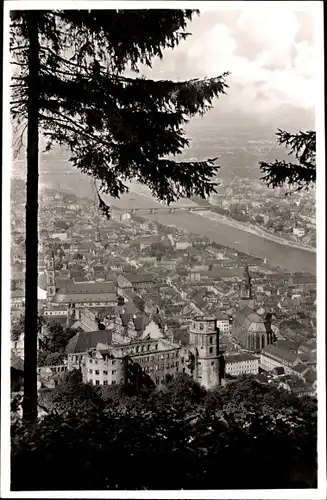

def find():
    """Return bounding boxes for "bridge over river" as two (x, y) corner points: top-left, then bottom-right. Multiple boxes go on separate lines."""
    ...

(113, 205), (211, 214)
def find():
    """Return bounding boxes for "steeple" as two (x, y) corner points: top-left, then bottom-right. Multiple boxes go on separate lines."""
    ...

(239, 264), (254, 310)
(241, 264), (252, 299)
(46, 251), (56, 301)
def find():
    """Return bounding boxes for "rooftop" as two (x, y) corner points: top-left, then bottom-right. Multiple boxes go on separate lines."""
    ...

(261, 344), (299, 364)
(66, 329), (113, 354)
(57, 282), (116, 295)
(225, 353), (258, 363)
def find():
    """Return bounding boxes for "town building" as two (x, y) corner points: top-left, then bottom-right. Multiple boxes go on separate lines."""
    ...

(225, 353), (259, 377)
(216, 316), (230, 334)
(43, 253), (119, 312)
(260, 344), (303, 375)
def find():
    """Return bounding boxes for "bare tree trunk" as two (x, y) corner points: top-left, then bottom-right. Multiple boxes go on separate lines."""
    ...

(23, 12), (39, 423)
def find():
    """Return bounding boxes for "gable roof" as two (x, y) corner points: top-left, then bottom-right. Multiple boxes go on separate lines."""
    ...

(66, 330), (113, 354)
(57, 282), (116, 295)
(261, 344), (299, 364)
(225, 353), (258, 364)
(124, 274), (154, 284)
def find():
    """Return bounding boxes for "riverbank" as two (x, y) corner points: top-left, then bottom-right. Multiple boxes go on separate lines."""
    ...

(37, 173), (316, 274)
(195, 211), (316, 254)
(127, 184), (316, 255)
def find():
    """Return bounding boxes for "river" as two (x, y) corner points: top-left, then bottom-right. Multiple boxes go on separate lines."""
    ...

(37, 170), (316, 275)
(102, 188), (316, 276)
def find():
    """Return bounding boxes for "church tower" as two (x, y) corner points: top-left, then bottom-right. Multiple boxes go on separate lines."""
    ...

(46, 252), (56, 301)
(189, 317), (222, 389)
(239, 264), (255, 310)
(94, 227), (101, 250)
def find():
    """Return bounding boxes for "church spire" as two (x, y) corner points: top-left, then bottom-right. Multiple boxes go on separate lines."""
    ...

(242, 264), (252, 299)
(46, 251), (56, 301)
(239, 263), (255, 310)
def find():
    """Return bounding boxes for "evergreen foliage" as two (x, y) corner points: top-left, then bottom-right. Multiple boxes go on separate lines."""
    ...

(11, 9), (229, 204)
(259, 129), (316, 193)
(11, 375), (317, 490)
(10, 10), (229, 420)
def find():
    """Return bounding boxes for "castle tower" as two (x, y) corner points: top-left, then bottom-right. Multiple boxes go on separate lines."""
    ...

(189, 316), (222, 390)
(239, 264), (255, 310)
(46, 252), (56, 301)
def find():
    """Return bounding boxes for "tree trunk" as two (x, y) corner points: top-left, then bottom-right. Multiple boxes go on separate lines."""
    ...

(23, 12), (40, 423)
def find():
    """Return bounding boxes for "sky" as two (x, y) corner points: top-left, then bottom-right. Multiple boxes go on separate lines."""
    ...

(137, 3), (319, 127)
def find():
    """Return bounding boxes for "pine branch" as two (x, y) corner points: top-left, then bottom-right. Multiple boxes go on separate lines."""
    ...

(259, 130), (316, 193)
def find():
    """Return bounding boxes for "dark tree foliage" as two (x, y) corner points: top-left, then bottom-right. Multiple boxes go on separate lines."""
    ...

(161, 373), (207, 405)
(11, 314), (44, 342)
(259, 129), (316, 193)
(37, 351), (65, 367)
(11, 375), (317, 490)
(10, 10), (229, 420)
(41, 321), (78, 353)
(11, 9), (229, 204)
(37, 369), (104, 415)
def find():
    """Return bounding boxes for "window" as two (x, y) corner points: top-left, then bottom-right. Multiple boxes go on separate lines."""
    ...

(136, 346), (140, 353)
(89, 379), (93, 384)
(141, 345), (144, 352)
(95, 370), (99, 375)
(89, 359), (93, 364)
(211, 362), (215, 366)
(95, 380), (100, 385)
(112, 370), (116, 375)
(209, 347), (213, 354)
(112, 380), (116, 385)
(155, 344), (158, 350)
(89, 369), (93, 374)
(155, 377), (160, 384)
(103, 370), (108, 375)
(147, 345), (150, 351)
(160, 355), (164, 360)
(155, 365), (159, 371)
(200, 323), (204, 330)
(210, 336), (213, 344)
(112, 360), (116, 365)
(161, 364), (164, 370)
(103, 380), (108, 385)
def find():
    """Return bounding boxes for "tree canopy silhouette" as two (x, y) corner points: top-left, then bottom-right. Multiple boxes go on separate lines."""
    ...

(11, 10), (229, 203)
(259, 129), (316, 193)
(11, 375), (317, 490)
(10, 9), (229, 421)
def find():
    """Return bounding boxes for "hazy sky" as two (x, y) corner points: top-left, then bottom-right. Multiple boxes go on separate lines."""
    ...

(138, 3), (319, 125)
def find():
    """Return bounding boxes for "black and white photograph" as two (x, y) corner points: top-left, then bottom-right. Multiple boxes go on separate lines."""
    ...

(1, 1), (325, 498)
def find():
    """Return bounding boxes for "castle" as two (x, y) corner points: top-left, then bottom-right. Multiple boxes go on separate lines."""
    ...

(67, 315), (225, 390)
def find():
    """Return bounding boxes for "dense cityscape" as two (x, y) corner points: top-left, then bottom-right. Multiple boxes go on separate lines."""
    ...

(11, 174), (317, 402)
(6, 4), (321, 496)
